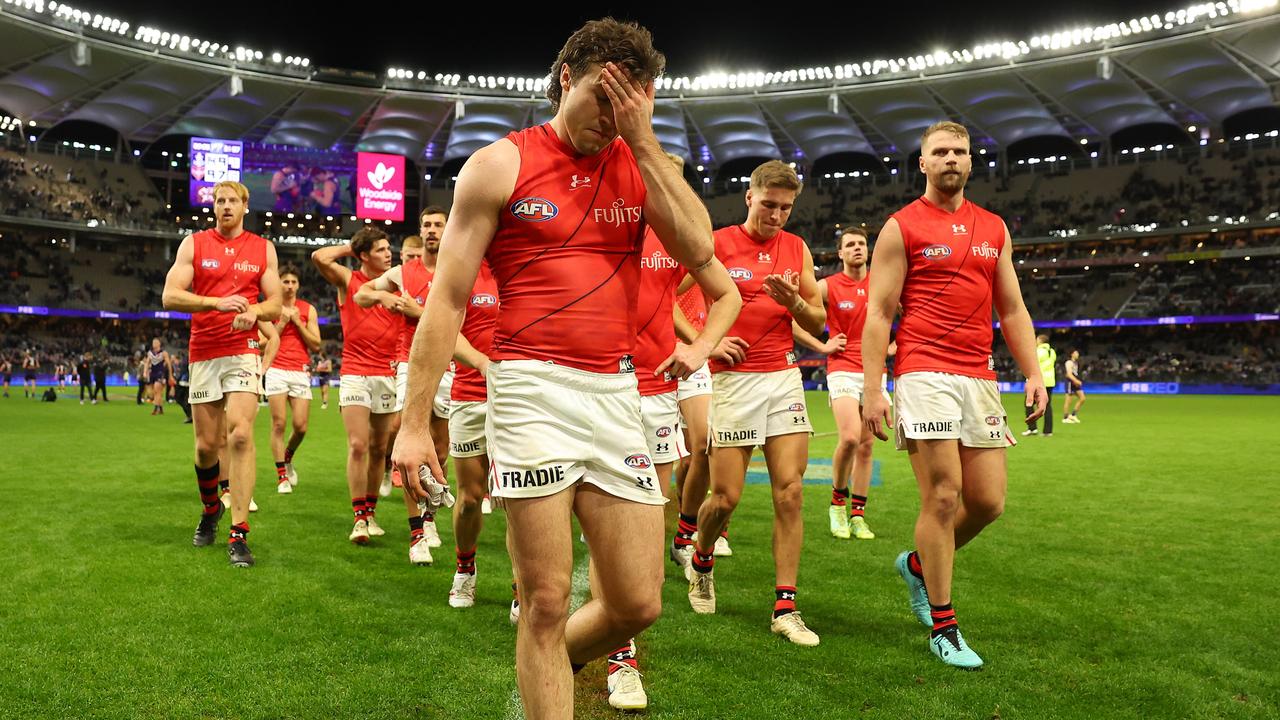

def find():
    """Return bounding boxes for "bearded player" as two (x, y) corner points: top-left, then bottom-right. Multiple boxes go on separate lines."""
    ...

(162, 180), (281, 567)
(862, 121), (1047, 669)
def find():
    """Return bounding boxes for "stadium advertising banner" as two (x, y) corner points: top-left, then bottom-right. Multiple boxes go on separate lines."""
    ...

(355, 152), (406, 222)
(188, 137), (244, 207)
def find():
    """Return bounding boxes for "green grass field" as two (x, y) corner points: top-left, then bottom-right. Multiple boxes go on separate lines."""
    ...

(2, 389), (1278, 719)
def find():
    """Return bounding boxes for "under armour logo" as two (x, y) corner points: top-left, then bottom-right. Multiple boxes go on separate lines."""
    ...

(570, 174), (592, 189)
(857, 288), (866, 296)
(781, 591), (796, 600)
(952, 224), (968, 234)
(224, 247), (236, 255)
(758, 252), (772, 262)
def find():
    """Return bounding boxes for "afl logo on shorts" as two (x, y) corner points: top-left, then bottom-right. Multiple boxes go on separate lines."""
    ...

(201, 259), (220, 269)
(788, 403), (805, 412)
(470, 294), (497, 307)
(624, 454), (653, 470)
(510, 197), (558, 222)
(727, 267), (753, 282)
(985, 415), (1001, 426)
(837, 300), (855, 310)
(921, 245), (952, 261)
(656, 427), (672, 438)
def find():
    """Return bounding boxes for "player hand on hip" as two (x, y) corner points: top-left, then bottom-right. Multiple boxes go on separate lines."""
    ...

(863, 386), (893, 441)
(762, 273), (802, 310)
(1023, 378), (1048, 422)
(710, 336), (749, 366)
(393, 427), (446, 505)
(600, 62), (655, 147)
(215, 295), (249, 313)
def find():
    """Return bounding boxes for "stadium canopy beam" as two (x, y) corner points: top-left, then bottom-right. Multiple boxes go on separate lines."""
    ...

(1210, 37), (1280, 84)
(1110, 56), (1201, 126)
(833, 94), (897, 162)
(916, 82), (996, 150)
(755, 102), (805, 165)
(1011, 69), (1103, 143)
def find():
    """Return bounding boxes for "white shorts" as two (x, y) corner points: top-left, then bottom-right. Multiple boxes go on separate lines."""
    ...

(828, 370), (890, 405)
(264, 368), (312, 399)
(710, 367), (812, 447)
(448, 400), (488, 458)
(189, 354), (259, 404)
(393, 363), (453, 416)
(676, 361), (712, 401)
(486, 360), (664, 506)
(893, 371), (1013, 450)
(339, 374), (398, 414)
(640, 391), (680, 465)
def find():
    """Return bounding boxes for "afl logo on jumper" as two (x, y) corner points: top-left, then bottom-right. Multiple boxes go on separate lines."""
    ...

(470, 294), (497, 307)
(727, 267), (753, 281)
(656, 427), (672, 438)
(985, 416), (1001, 426)
(201, 259), (220, 269)
(788, 403), (805, 413)
(922, 244), (952, 261)
(837, 300), (855, 310)
(624, 454), (653, 470)
(510, 197), (558, 222)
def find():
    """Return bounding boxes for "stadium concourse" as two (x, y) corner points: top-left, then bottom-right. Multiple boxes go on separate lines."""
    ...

(3, 2), (1280, 718)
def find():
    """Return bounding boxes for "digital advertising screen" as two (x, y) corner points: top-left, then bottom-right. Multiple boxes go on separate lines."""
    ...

(188, 137), (244, 207)
(240, 143), (355, 216)
(355, 152), (406, 222)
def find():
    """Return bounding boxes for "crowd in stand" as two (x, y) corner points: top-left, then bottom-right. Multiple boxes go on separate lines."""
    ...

(0, 151), (169, 229)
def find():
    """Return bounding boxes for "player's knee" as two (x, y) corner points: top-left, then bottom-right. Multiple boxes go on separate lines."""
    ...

(227, 422), (253, 451)
(290, 425), (307, 441)
(772, 477), (804, 515)
(270, 416), (287, 434)
(522, 585), (570, 634)
(924, 485), (962, 517)
(969, 495), (1004, 524)
(855, 436), (875, 461)
(709, 485), (742, 513)
(610, 592), (662, 634)
(347, 437), (370, 459)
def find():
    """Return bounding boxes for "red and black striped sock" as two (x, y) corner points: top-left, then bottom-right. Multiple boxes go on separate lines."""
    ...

(228, 522), (249, 544)
(408, 514), (424, 543)
(907, 550), (924, 580)
(275, 462), (287, 483)
(691, 548), (715, 574)
(607, 642), (638, 674)
(364, 494), (378, 519)
(456, 548), (477, 574)
(849, 494), (867, 518)
(673, 513), (697, 549)
(929, 602), (958, 637)
(773, 585), (797, 618)
(195, 463), (220, 515)
(831, 486), (849, 506)
(352, 497), (367, 522)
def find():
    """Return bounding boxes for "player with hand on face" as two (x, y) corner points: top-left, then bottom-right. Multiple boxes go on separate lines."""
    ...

(392, 18), (740, 718)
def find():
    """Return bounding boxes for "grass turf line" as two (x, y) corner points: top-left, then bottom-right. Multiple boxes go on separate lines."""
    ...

(1, 391), (1277, 719)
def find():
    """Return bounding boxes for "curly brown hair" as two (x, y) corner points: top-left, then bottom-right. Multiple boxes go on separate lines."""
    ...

(546, 18), (665, 112)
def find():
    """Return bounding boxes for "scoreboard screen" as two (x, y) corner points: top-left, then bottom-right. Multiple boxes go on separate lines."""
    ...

(188, 136), (244, 207)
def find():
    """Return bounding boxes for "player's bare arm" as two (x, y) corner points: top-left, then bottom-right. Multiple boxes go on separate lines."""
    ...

(354, 266), (404, 310)
(257, 320), (281, 371)
(310, 243), (355, 297)
(993, 225), (1048, 421)
(244, 243), (282, 324)
(162, 236), (249, 314)
(673, 245), (747, 366)
(453, 330), (491, 378)
(602, 62), (743, 376)
(861, 219), (906, 441)
(394, 140), (515, 501)
(297, 306), (322, 352)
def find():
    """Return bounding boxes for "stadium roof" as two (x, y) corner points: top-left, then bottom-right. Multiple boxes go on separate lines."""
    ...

(1, 3), (1278, 173)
